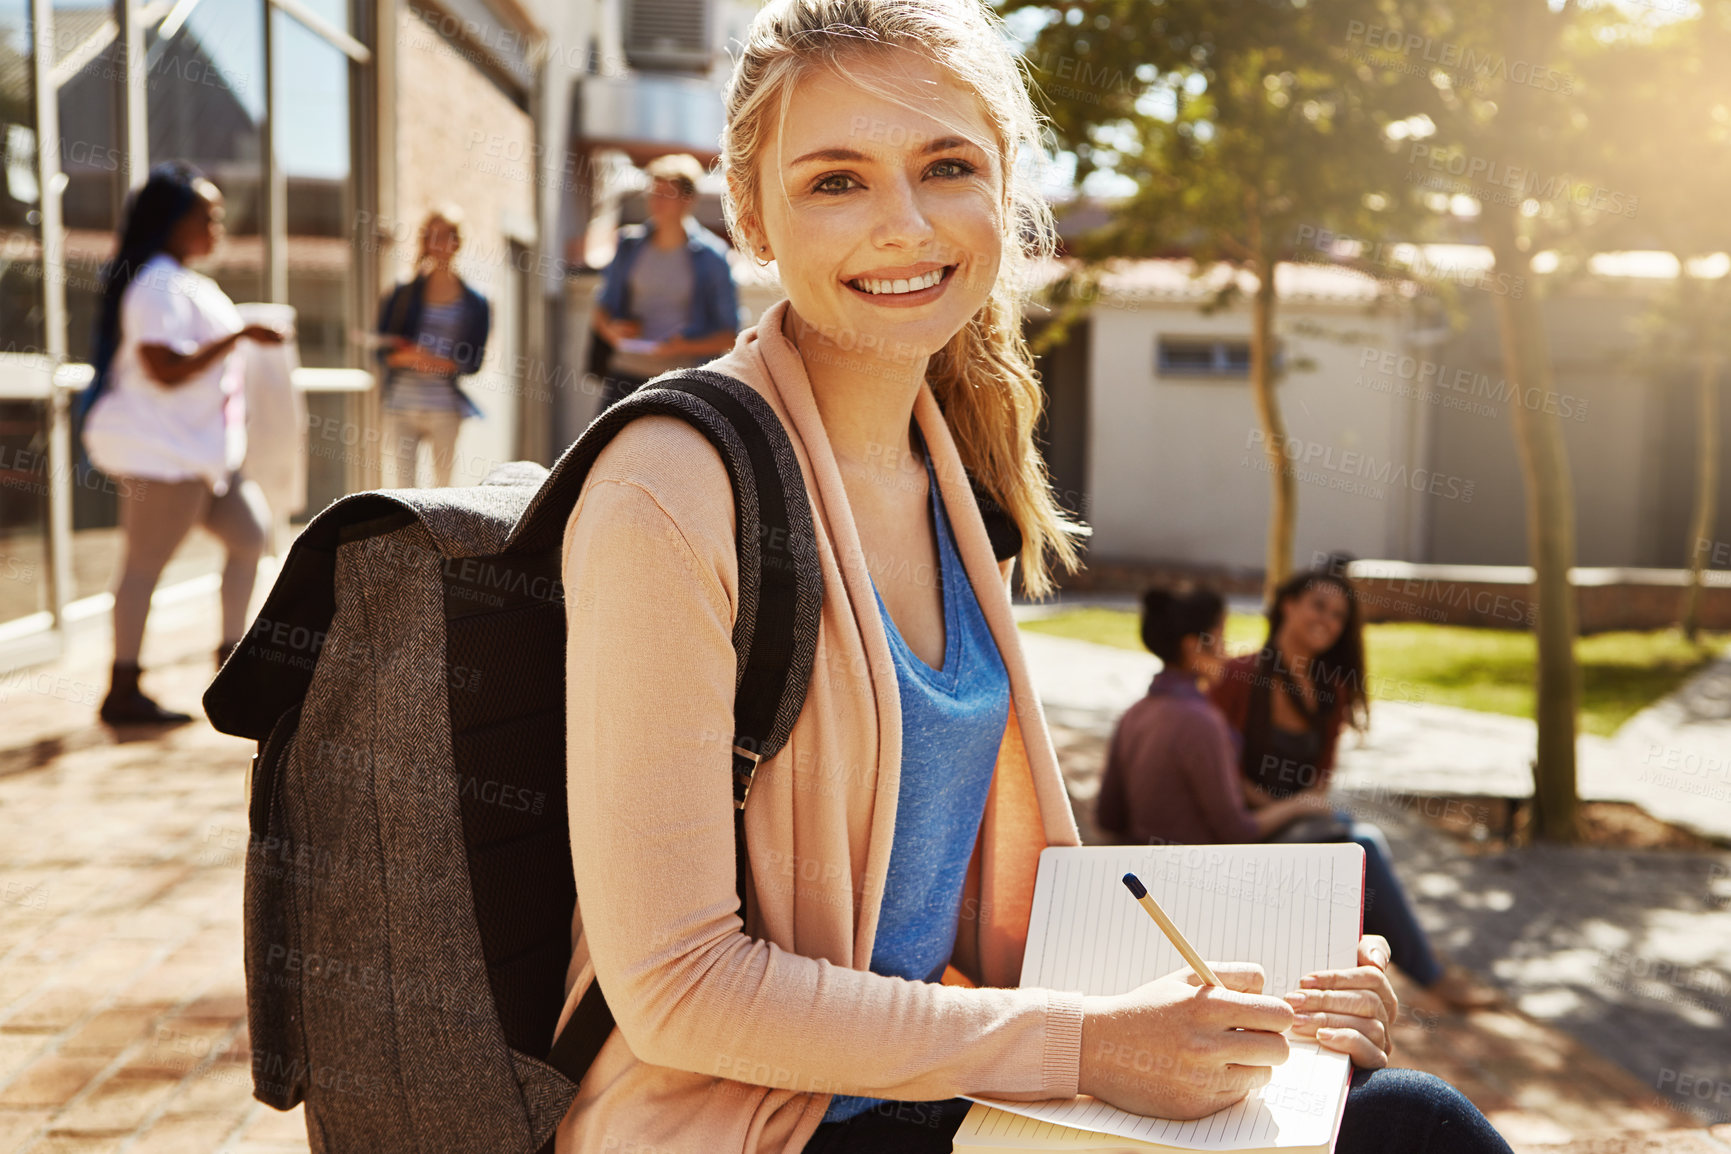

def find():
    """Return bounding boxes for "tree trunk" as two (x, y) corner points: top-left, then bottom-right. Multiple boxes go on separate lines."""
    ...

(1485, 209), (1580, 844)
(1251, 257), (1295, 603)
(1681, 346), (1720, 641)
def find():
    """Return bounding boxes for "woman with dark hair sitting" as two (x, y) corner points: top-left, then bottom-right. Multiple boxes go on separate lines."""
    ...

(1210, 570), (1498, 1009)
(80, 162), (286, 724)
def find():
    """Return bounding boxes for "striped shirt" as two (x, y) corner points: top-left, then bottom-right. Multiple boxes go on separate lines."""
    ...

(386, 298), (468, 412)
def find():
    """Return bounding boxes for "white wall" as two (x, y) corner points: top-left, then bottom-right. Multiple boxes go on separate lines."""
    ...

(1085, 299), (1423, 571)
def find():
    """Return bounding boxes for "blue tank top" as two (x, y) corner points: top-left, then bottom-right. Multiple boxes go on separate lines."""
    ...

(822, 446), (1011, 1124)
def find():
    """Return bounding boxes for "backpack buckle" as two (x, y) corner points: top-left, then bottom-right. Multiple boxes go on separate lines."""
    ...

(731, 743), (762, 809)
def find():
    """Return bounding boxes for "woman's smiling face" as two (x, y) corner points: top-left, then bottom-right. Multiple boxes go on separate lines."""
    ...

(754, 49), (1004, 365)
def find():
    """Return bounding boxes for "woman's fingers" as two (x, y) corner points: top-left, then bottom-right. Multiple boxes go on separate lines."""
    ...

(1313, 1025), (1389, 1070)
(1214, 1025), (1291, 1069)
(1215, 1063), (1276, 1098)
(1299, 964), (1398, 1026)
(1197, 985), (1299, 1035)
(1291, 952), (1397, 1070)
(1283, 988), (1384, 1018)
(1179, 961), (1265, 995)
(1292, 1011), (1388, 1052)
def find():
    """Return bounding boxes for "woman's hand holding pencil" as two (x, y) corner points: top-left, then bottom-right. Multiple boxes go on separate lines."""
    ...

(1076, 876), (1296, 1120)
(1077, 962), (1296, 1120)
(1118, 874), (1396, 1073)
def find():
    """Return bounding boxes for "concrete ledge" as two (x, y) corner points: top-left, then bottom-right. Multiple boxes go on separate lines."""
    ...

(1346, 560), (1731, 633)
(1055, 556), (1731, 633)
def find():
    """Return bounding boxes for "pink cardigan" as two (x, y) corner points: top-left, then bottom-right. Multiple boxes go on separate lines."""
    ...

(555, 299), (1085, 1153)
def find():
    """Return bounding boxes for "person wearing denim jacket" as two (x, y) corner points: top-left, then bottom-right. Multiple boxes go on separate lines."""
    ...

(592, 154), (741, 411)
(376, 207), (491, 486)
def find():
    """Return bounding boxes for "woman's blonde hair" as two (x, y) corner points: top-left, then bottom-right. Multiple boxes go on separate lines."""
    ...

(719, 0), (1089, 597)
(418, 203), (465, 262)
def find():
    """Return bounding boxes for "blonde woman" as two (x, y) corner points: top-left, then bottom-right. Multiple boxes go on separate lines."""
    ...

(375, 206), (490, 487)
(556, 2), (1511, 1152)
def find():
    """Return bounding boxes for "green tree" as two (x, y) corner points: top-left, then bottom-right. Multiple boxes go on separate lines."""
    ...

(1578, 6), (1731, 641)
(1005, 0), (1428, 600)
(1389, 0), (1649, 841)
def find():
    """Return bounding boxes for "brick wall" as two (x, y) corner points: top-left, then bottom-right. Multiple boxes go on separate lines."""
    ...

(392, 8), (535, 304)
(390, 8), (539, 480)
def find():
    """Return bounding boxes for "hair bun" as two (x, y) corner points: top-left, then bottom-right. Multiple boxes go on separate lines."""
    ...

(1140, 588), (1176, 616)
(1139, 583), (1225, 665)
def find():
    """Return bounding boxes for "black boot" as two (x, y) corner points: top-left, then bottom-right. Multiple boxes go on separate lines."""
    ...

(99, 662), (193, 726)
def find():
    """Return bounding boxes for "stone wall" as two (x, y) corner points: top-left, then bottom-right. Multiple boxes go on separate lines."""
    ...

(1058, 556), (1731, 634)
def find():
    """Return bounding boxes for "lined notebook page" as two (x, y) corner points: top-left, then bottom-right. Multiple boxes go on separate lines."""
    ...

(961, 844), (1364, 1151)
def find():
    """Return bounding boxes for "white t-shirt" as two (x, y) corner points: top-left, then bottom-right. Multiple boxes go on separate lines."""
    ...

(83, 253), (247, 494)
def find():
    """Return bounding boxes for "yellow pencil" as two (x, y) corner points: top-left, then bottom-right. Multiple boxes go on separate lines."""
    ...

(1121, 872), (1223, 986)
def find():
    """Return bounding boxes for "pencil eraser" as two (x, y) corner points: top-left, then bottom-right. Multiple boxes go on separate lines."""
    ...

(1121, 873), (1147, 899)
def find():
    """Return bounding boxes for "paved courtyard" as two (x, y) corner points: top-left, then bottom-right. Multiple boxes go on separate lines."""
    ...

(0, 590), (1728, 1152)
(1027, 621), (1731, 1151)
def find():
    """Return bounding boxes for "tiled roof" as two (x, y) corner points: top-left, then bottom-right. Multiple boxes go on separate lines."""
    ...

(1029, 256), (1392, 304)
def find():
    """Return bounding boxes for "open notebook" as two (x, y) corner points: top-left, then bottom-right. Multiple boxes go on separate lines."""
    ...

(955, 844), (1365, 1154)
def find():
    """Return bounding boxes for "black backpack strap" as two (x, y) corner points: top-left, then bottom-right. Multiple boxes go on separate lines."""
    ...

(529, 369), (821, 1095)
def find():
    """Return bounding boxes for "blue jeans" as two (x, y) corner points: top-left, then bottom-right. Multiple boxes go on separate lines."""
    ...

(799, 1068), (1512, 1154)
(1277, 815), (1445, 988)
(1349, 820), (1445, 988)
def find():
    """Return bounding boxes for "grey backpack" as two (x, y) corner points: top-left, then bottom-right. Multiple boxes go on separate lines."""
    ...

(203, 371), (826, 1152)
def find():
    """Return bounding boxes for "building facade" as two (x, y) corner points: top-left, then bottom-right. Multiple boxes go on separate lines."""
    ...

(1042, 258), (1731, 582)
(0, 0), (768, 666)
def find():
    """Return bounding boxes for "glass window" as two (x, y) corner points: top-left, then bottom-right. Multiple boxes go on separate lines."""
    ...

(1, 0), (45, 355)
(274, 9), (354, 515)
(0, 399), (51, 624)
(295, 0), (349, 37)
(274, 8), (351, 368)
(57, 0), (125, 592)
(1155, 337), (1273, 379)
(54, 0), (125, 363)
(145, 0), (264, 302)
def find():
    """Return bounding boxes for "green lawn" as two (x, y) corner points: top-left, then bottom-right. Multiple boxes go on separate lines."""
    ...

(1019, 607), (1730, 736)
